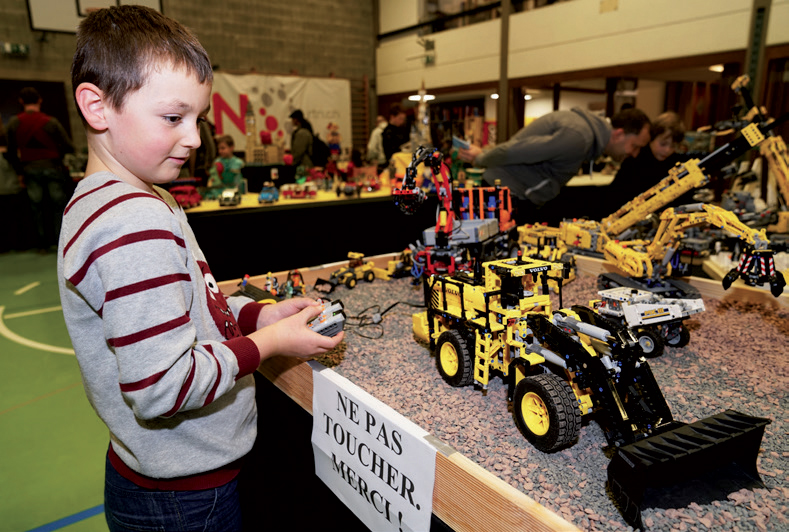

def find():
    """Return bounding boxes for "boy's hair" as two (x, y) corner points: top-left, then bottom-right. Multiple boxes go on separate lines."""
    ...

(19, 87), (41, 105)
(216, 135), (234, 148)
(71, 5), (212, 119)
(610, 108), (651, 136)
(651, 111), (686, 143)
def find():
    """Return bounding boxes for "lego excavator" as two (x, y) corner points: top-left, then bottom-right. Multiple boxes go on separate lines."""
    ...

(410, 253), (770, 530)
(521, 100), (788, 298)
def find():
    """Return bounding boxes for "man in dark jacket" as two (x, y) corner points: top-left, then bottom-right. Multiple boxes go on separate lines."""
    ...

(459, 108), (650, 221)
(381, 104), (409, 165)
(289, 109), (313, 168)
(6, 87), (74, 250)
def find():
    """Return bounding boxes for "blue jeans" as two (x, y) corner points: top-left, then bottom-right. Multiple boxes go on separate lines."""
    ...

(104, 454), (243, 532)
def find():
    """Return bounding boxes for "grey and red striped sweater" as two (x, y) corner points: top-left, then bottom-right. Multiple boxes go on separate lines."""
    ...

(58, 171), (265, 487)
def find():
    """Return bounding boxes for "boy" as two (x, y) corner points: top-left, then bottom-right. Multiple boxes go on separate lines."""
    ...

(59, 6), (343, 531)
(208, 134), (244, 189)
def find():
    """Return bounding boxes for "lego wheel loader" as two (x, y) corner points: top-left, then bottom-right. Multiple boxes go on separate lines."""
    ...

(413, 256), (770, 529)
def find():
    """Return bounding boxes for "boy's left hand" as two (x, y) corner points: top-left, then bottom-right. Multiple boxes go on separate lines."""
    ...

(256, 297), (319, 329)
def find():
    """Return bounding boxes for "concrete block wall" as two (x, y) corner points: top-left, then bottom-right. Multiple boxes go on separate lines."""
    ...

(0, 0), (377, 152)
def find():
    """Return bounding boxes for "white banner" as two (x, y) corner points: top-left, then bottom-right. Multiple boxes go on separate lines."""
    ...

(311, 362), (436, 532)
(211, 72), (351, 152)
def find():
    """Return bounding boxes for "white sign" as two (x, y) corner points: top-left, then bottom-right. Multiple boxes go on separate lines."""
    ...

(211, 72), (351, 152)
(311, 362), (437, 532)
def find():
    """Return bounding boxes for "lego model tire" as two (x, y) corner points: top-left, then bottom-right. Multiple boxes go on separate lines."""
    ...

(664, 324), (691, 348)
(634, 327), (664, 358)
(513, 373), (581, 453)
(435, 330), (473, 387)
(363, 271), (375, 283)
(344, 275), (357, 289)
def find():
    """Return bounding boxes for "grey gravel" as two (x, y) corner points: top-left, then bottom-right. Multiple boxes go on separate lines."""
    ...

(310, 274), (789, 531)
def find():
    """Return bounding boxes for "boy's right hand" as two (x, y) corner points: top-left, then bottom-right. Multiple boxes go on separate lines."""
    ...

(250, 304), (344, 363)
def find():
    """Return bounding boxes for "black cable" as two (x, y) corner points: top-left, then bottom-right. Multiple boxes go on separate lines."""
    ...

(343, 300), (425, 340)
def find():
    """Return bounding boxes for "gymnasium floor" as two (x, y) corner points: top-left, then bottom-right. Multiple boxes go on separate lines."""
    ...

(0, 250), (108, 532)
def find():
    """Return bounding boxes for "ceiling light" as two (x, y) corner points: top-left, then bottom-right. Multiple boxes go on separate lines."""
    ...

(491, 93), (499, 99)
(409, 94), (435, 101)
(524, 94), (532, 100)
(709, 64), (724, 73)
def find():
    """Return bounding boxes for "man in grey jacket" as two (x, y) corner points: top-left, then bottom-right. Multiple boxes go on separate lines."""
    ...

(459, 108), (650, 220)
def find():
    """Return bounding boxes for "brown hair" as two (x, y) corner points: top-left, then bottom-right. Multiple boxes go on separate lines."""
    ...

(19, 87), (41, 105)
(71, 5), (212, 119)
(650, 111), (685, 143)
(216, 135), (234, 148)
(610, 108), (651, 136)
(388, 104), (405, 118)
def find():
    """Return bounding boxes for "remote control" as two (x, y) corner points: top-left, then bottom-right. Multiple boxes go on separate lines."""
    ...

(308, 300), (346, 337)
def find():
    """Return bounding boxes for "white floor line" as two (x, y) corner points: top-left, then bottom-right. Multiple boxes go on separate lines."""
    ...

(14, 281), (41, 295)
(0, 305), (75, 355)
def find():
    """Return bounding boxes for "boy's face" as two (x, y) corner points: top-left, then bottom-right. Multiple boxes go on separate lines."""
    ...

(217, 141), (234, 159)
(101, 65), (211, 190)
(650, 131), (676, 162)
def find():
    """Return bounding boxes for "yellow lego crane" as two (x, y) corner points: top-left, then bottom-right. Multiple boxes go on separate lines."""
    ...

(598, 203), (785, 296)
(519, 102), (788, 297)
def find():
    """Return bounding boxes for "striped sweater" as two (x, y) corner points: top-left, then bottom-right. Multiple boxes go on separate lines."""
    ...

(57, 171), (264, 483)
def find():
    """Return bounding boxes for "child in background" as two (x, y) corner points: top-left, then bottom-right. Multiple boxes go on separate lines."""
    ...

(208, 134), (245, 189)
(59, 6), (343, 531)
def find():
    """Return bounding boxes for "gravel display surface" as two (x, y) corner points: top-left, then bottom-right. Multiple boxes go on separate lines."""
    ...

(309, 274), (788, 532)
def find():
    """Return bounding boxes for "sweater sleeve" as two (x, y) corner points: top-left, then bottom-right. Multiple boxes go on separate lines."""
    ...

(61, 190), (259, 420)
(476, 128), (588, 168)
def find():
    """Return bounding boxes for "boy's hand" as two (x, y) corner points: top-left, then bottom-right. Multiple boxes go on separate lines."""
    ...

(250, 303), (344, 362)
(255, 297), (319, 329)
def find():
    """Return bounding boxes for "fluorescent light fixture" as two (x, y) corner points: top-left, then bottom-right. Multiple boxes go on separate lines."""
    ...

(409, 94), (435, 101)
(709, 64), (724, 73)
(491, 93), (499, 99)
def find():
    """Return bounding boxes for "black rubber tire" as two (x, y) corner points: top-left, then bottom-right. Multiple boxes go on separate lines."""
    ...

(664, 325), (691, 347)
(363, 271), (375, 283)
(635, 327), (664, 358)
(435, 330), (473, 387)
(344, 275), (357, 289)
(513, 373), (581, 453)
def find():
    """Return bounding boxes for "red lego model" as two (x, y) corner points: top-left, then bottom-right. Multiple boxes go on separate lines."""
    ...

(170, 185), (202, 209)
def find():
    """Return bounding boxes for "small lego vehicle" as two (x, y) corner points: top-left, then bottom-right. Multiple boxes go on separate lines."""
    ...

(591, 286), (705, 357)
(280, 182), (318, 199)
(362, 176), (381, 193)
(258, 181), (280, 203)
(336, 180), (362, 198)
(170, 185), (202, 209)
(313, 252), (390, 294)
(218, 188), (242, 207)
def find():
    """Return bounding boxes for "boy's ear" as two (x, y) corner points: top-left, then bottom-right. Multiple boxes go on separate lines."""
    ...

(75, 83), (109, 131)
